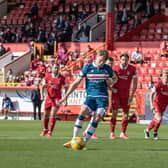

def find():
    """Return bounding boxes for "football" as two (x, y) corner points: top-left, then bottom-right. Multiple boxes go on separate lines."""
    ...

(71, 137), (85, 150)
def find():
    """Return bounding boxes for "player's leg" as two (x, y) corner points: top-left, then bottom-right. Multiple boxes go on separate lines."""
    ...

(120, 95), (130, 139)
(110, 93), (119, 139)
(48, 106), (59, 137)
(4, 109), (9, 119)
(63, 105), (90, 148)
(33, 103), (36, 120)
(145, 112), (162, 140)
(38, 103), (42, 120)
(83, 97), (108, 144)
(83, 113), (99, 139)
(40, 97), (51, 136)
(83, 111), (102, 144)
(73, 106), (90, 138)
(40, 109), (50, 136)
(153, 112), (162, 140)
(120, 112), (130, 139)
(144, 104), (165, 139)
(110, 110), (118, 139)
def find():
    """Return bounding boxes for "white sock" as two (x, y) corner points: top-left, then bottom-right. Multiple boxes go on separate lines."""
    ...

(84, 122), (98, 143)
(84, 115), (94, 134)
(73, 115), (84, 138)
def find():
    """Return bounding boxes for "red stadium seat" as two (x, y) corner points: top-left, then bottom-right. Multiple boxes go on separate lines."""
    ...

(148, 28), (155, 34)
(65, 5), (70, 13)
(137, 82), (142, 89)
(141, 83), (148, 89)
(160, 57), (167, 61)
(139, 68), (147, 75)
(140, 35), (146, 41)
(152, 76), (159, 82)
(148, 68), (155, 75)
(155, 69), (162, 76)
(144, 76), (151, 83)
(138, 75), (144, 82)
(157, 62), (166, 68)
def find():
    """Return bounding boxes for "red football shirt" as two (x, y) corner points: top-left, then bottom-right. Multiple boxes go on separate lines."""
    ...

(113, 64), (137, 92)
(44, 73), (67, 99)
(153, 80), (168, 104)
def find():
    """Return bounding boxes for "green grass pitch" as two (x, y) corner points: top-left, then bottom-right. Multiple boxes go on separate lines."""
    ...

(0, 120), (168, 168)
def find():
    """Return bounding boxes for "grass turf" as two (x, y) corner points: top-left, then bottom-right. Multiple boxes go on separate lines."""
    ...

(0, 120), (168, 168)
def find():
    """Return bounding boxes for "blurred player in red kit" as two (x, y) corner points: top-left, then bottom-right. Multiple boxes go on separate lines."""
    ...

(110, 53), (137, 139)
(40, 63), (68, 137)
(144, 68), (168, 140)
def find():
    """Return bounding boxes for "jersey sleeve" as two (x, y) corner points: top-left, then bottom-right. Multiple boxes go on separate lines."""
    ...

(42, 74), (48, 86)
(152, 82), (160, 93)
(62, 76), (68, 87)
(79, 64), (89, 78)
(132, 67), (137, 78)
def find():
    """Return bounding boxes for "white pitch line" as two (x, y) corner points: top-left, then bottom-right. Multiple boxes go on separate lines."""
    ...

(0, 136), (71, 140)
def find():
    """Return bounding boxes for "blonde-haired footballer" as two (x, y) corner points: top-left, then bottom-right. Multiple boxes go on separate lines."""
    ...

(60, 49), (117, 149)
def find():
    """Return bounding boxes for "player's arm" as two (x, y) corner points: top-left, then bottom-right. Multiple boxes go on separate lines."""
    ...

(40, 79), (46, 101)
(60, 65), (88, 104)
(106, 67), (118, 86)
(128, 73), (137, 105)
(60, 77), (82, 103)
(131, 76), (137, 97)
(63, 80), (69, 106)
(150, 90), (155, 112)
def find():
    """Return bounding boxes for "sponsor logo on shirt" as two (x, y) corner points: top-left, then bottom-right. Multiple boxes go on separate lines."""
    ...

(118, 75), (128, 80)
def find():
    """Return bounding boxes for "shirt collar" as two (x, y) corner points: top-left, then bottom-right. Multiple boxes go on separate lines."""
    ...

(92, 62), (99, 68)
(162, 80), (168, 86)
(120, 64), (128, 69)
(52, 73), (59, 78)
(92, 62), (103, 68)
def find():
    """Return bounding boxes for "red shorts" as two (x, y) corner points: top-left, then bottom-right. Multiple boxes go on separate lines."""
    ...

(112, 93), (130, 113)
(44, 96), (61, 111)
(153, 101), (168, 115)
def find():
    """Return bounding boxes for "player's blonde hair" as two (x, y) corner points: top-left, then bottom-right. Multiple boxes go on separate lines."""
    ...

(96, 49), (109, 60)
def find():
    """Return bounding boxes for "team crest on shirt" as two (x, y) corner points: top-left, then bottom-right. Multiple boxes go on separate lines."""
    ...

(127, 71), (130, 75)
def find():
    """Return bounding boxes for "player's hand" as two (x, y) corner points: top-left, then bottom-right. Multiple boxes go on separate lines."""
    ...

(59, 97), (66, 105)
(64, 99), (68, 106)
(128, 95), (133, 105)
(41, 95), (44, 101)
(112, 88), (117, 93)
(150, 105), (155, 112)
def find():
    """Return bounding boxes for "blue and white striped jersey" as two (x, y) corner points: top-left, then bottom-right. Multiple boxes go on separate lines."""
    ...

(79, 62), (114, 97)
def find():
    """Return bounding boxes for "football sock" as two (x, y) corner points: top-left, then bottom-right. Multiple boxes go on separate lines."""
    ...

(147, 119), (155, 131)
(49, 115), (56, 132)
(84, 115), (94, 134)
(84, 122), (98, 143)
(121, 119), (128, 134)
(154, 119), (161, 132)
(43, 117), (49, 130)
(73, 115), (84, 138)
(110, 117), (116, 133)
